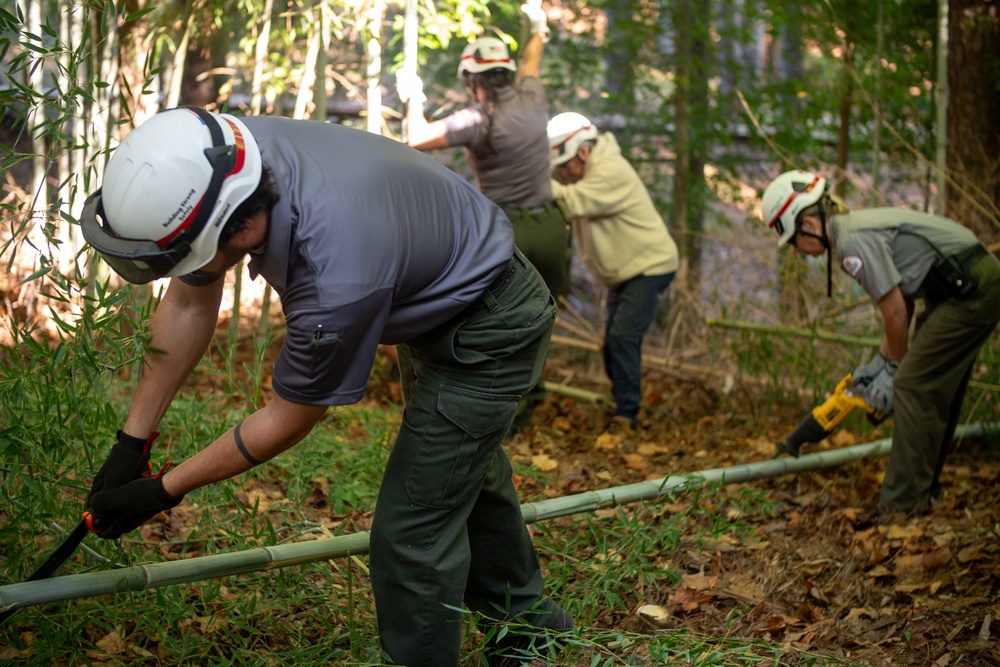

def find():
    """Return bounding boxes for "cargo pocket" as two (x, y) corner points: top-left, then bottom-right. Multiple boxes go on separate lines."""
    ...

(405, 385), (520, 509)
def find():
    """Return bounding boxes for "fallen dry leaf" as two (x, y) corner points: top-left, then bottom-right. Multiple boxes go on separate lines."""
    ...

(922, 545), (952, 570)
(895, 581), (943, 595)
(594, 431), (622, 451)
(670, 586), (715, 613)
(867, 564), (893, 579)
(830, 430), (858, 447)
(843, 607), (878, 622)
(622, 453), (650, 471)
(804, 580), (830, 606)
(744, 437), (775, 456)
(725, 573), (765, 600)
(636, 604), (672, 629)
(887, 524), (924, 540)
(530, 453), (559, 471)
(957, 544), (987, 564)
(551, 416), (573, 431)
(636, 442), (670, 457)
(94, 631), (123, 655)
(682, 570), (717, 590)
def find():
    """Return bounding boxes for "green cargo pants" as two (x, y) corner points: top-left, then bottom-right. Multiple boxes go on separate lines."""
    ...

(500, 201), (572, 301)
(369, 248), (563, 666)
(880, 250), (1000, 513)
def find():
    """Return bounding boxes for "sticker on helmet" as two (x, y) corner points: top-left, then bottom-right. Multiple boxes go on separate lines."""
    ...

(841, 255), (864, 277)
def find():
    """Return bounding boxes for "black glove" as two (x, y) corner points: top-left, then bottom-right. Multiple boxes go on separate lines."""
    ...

(88, 475), (184, 540)
(87, 430), (159, 507)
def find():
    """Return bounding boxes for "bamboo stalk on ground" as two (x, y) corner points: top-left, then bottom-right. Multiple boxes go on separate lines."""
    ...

(549, 334), (722, 384)
(540, 381), (606, 402)
(705, 318), (880, 347)
(2, 423), (995, 615)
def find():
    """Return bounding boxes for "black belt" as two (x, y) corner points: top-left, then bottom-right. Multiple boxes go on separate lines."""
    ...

(501, 200), (558, 216)
(921, 243), (988, 302)
(464, 259), (517, 315)
(953, 243), (989, 272)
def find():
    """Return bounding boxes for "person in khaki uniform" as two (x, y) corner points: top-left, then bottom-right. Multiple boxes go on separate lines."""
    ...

(762, 169), (1000, 518)
(547, 112), (679, 431)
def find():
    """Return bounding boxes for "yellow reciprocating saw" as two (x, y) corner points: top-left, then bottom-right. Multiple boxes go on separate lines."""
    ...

(773, 374), (887, 458)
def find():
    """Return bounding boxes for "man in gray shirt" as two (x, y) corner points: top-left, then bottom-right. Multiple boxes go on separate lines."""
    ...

(81, 107), (572, 666)
(762, 169), (1000, 518)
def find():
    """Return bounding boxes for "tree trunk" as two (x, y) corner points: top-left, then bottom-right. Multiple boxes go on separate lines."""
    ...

(603, 0), (639, 148)
(835, 47), (853, 180)
(250, 0), (275, 115)
(118, 0), (156, 125)
(871, 0), (884, 200)
(27, 0), (47, 228)
(293, 6), (322, 120)
(671, 0), (692, 284)
(365, 0), (385, 134)
(945, 0), (1000, 242)
(686, 0), (710, 289)
(165, 0), (194, 109)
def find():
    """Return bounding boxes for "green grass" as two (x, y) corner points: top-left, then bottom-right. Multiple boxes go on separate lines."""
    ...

(0, 354), (864, 665)
(1, 375), (858, 665)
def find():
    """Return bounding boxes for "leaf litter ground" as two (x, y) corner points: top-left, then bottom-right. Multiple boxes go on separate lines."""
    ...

(489, 352), (1000, 667)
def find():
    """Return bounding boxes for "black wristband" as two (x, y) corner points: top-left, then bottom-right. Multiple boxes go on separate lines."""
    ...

(233, 421), (262, 466)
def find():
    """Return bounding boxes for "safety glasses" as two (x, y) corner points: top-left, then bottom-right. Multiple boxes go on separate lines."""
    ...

(80, 107), (238, 284)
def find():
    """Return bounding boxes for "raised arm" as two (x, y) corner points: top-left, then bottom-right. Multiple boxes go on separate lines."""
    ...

(398, 71), (451, 151)
(517, 32), (545, 81)
(517, 1), (549, 81)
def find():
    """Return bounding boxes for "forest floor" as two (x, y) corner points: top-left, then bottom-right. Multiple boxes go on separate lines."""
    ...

(354, 332), (1000, 667)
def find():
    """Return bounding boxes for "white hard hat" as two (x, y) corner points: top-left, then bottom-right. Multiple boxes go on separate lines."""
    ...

(81, 107), (262, 283)
(457, 37), (517, 77)
(760, 170), (828, 246)
(547, 112), (598, 167)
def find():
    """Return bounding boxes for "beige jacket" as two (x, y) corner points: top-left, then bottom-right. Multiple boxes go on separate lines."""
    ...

(551, 132), (678, 288)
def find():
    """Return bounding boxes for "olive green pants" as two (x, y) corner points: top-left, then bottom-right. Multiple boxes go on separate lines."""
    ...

(500, 201), (572, 301)
(369, 249), (560, 666)
(881, 251), (1000, 513)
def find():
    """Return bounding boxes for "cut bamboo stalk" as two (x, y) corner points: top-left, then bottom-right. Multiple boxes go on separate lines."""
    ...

(549, 334), (723, 383)
(539, 381), (607, 402)
(706, 317), (880, 347)
(1, 423), (995, 615)
(554, 317), (601, 344)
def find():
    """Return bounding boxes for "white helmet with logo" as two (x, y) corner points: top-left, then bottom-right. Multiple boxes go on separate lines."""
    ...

(547, 112), (598, 167)
(760, 169), (828, 246)
(81, 107), (262, 283)
(457, 37), (517, 77)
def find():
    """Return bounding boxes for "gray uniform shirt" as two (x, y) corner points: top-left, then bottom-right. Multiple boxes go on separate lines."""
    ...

(442, 77), (552, 207)
(829, 208), (979, 302)
(192, 117), (514, 406)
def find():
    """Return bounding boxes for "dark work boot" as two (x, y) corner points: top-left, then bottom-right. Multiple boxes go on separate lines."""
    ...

(484, 597), (574, 667)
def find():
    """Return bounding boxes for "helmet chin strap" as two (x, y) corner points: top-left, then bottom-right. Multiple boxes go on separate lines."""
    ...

(795, 198), (834, 297)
